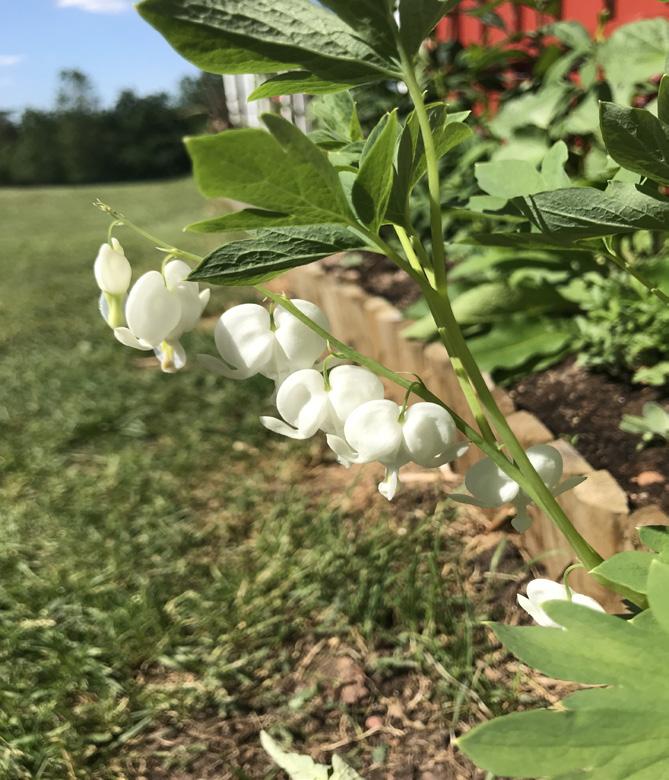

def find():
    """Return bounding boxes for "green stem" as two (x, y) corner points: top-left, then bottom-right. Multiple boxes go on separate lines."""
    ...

(258, 286), (522, 479)
(423, 285), (603, 570)
(601, 242), (669, 305)
(398, 48), (447, 294)
(94, 199), (201, 263)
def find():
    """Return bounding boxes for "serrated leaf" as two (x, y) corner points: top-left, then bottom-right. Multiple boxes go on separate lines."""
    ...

(137, 0), (394, 84)
(590, 551), (656, 596)
(398, 0), (458, 56)
(249, 72), (355, 100)
(352, 112), (398, 229)
(467, 318), (575, 372)
(185, 116), (353, 225)
(459, 594), (669, 779)
(600, 101), (669, 186)
(189, 225), (367, 285)
(260, 731), (329, 780)
(475, 160), (546, 199)
(518, 184), (669, 239)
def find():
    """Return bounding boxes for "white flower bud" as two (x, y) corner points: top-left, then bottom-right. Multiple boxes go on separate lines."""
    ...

(94, 238), (131, 295)
(335, 400), (467, 500)
(455, 444), (584, 532)
(203, 299), (329, 383)
(517, 578), (605, 628)
(260, 365), (384, 441)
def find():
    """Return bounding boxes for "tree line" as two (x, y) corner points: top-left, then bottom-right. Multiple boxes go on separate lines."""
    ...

(0, 69), (229, 185)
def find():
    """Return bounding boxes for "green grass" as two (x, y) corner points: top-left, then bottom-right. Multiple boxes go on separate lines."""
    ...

(0, 180), (528, 778)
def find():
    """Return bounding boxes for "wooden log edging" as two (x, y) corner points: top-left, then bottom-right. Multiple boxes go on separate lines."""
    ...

(267, 263), (667, 607)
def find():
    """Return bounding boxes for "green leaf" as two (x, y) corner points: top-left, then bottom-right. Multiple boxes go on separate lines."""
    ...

(186, 209), (305, 234)
(639, 525), (669, 555)
(249, 72), (355, 100)
(647, 560), (669, 635)
(352, 112), (398, 229)
(319, 0), (397, 58)
(597, 18), (669, 104)
(137, 0), (393, 84)
(188, 226), (368, 285)
(590, 551), (656, 596)
(398, 0), (458, 56)
(452, 281), (571, 325)
(658, 74), (669, 126)
(600, 101), (669, 186)
(310, 91), (364, 145)
(518, 184), (669, 239)
(185, 116), (353, 225)
(387, 105), (471, 225)
(475, 160), (546, 200)
(540, 141), (571, 190)
(467, 317), (575, 372)
(331, 754), (364, 780)
(459, 573), (669, 779)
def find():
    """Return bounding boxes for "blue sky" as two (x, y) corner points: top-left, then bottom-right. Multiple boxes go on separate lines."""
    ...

(0, 0), (199, 114)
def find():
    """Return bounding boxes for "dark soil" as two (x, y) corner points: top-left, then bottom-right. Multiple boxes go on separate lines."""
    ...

(321, 253), (422, 309)
(511, 358), (669, 513)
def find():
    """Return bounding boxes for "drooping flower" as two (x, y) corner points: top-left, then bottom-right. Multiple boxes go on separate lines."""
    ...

(94, 238), (132, 328)
(517, 578), (605, 628)
(329, 400), (468, 499)
(201, 300), (329, 384)
(113, 259), (210, 373)
(260, 365), (384, 443)
(452, 444), (584, 532)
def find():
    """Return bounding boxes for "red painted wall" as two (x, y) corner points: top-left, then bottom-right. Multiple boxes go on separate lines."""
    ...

(436, 0), (669, 45)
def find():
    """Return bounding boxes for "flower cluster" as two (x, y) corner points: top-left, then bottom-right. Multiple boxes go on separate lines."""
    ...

(94, 241), (210, 372)
(95, 245), (587, 516)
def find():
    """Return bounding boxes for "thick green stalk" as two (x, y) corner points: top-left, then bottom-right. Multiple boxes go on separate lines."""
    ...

(398, 47), (447, 293)
(396, 59), (604, 572)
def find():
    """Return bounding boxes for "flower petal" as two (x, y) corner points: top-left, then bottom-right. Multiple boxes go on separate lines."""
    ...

(273, 299), (329, 369)
(197, 353), (256, 380)
(327, 365), (384, 424)
(162, 259), (192, 289)
(344, 399), (404, 464)
(527, 444), (563, 490)
(325, 434), (358, 466)
(378, 467), (399, 501)
(275, 369), (325, 425)
(526, 578), (568, 604)
(94, 242), (131, 295)
(215, 304), (274, 375)
(113, 326), (152, 351)
(125, 271), (181, 347)
(517, 593), (561, 628)
(260, 415), (311, 440)
(402, 402), (458, 468)
(465, 457), (520, 506)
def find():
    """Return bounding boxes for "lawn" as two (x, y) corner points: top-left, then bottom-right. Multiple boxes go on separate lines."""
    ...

(0, 179), (542, 779)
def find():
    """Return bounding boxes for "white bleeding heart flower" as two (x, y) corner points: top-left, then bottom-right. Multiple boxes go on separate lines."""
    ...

(329, 400), (468, 500)
(260, 365), (384, 444)
(517, 578), (605, 628)
(94, 238), (132, 328)
(113, 259), (209, 373)
(201, 299), (329, 384)
(452, 444), (585, 532)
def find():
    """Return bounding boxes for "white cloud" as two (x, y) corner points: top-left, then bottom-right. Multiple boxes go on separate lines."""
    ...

(56, 0), (131, 12)
(0, 55), (24, 67)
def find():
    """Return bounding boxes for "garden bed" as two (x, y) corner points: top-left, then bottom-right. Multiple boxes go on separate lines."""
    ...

(512, 358), (669, 514)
